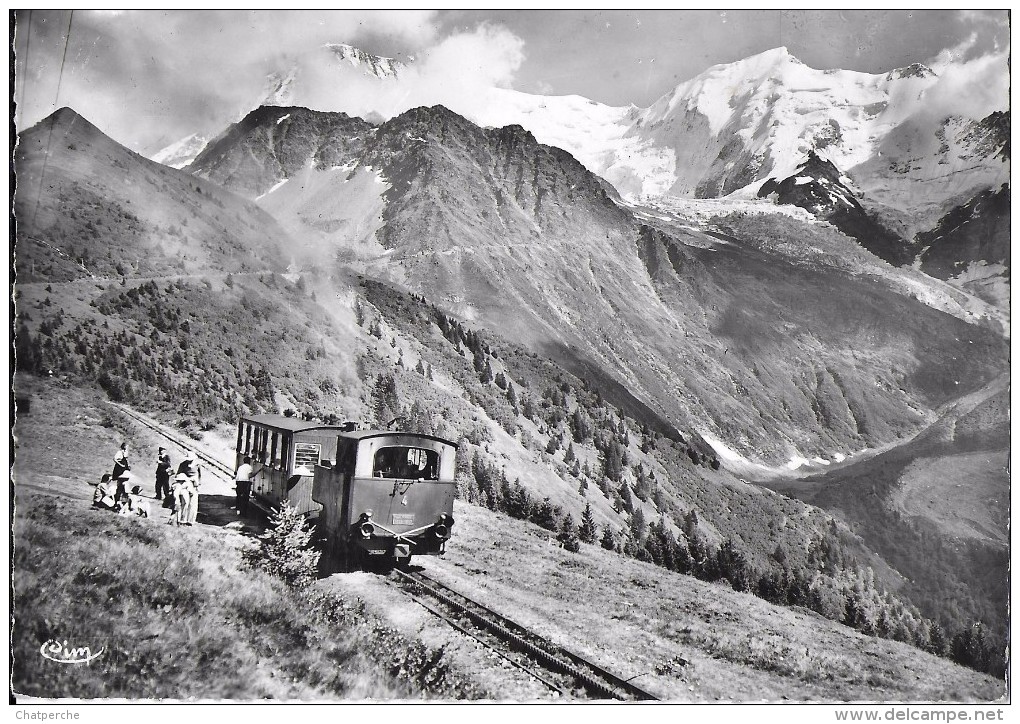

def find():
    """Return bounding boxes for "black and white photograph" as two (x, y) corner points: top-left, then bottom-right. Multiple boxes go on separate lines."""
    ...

(9, 9), (1011, 710)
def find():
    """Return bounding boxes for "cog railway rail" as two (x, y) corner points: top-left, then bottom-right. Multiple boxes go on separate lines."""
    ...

(112, 403), (236, 483)
(110, 403), (659, 701)
(391, 568), (659, 701)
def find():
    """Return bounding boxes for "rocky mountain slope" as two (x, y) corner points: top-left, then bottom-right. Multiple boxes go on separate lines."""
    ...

(152, 44), (1008, 316)
(766, 372), (1009, 652)
(186, 104), (1009, 472)
(916, 183), (1010, 308)
(757, 151), (911, 266)
(149, 43), (405, 167)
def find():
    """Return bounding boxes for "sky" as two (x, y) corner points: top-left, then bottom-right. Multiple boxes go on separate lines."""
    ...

(12, 9), (1010, 154)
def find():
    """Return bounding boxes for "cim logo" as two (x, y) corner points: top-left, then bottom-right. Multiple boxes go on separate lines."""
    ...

(39, 639), (105, 665)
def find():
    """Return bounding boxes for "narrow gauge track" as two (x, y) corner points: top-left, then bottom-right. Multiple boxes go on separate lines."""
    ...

(111, 403), (235, 483)
(111, 403), (658, 701)
(392, 568), (659, 701)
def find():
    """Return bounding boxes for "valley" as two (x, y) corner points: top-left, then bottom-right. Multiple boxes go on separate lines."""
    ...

(11, 20), (1010, 702)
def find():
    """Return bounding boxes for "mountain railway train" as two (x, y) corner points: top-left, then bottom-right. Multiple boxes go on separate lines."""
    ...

(236, 415), (458, 570)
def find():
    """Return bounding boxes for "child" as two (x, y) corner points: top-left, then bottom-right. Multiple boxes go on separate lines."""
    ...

(128, 485), (151, 519)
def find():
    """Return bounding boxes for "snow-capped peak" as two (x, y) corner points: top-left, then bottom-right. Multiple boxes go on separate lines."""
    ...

(151, 133), (209, 169)
(324, 43), (403, 79)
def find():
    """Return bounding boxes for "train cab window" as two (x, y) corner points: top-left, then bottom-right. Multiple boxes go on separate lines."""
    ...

(373, 446), (439, 480)
(294, 442), (321, 469)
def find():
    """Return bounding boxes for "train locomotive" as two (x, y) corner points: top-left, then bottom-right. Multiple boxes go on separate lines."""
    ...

(235, 415), (457, 570)
(313, 430), (458, 571)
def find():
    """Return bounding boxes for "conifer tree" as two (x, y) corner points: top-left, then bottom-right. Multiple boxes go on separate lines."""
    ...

(629, 506), (647, 541)
(558, 514), (580, 552)
(926, 621), (948, 657)
(579, 503), (598, 544)
(600, 526), (616, 551)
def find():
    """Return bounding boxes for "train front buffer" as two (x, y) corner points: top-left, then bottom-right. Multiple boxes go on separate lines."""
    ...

(349, 476), (457, 562)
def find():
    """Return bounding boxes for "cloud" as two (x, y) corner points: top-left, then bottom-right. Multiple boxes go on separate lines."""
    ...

(923, 34), (1010, 121)
(272, 23), (526, 127)
(15, 12), (530, 151)
(15, 10), (442, 148)
(924, 49), (1010, 121)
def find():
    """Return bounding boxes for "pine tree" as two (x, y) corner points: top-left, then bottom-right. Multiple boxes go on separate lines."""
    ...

(619, 484), (635, 514)
(926, 621), (949, 657)
(532, 498), (559, 531)
(604, 439), (625, 481)
(600, 526), (617, 551)
(629, 506), (647, 541)
(579, 503), (598, 544)
(241, 501), (319, 587)
(558, 514), (580, 552)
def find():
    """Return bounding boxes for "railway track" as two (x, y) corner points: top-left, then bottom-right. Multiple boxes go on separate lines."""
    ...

(392, 568), (659, 701)
(110, 403), (659, 701)
(110, 403), (235, 483)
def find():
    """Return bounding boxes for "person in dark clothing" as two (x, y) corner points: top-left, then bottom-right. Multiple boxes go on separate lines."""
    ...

(155, 447), (173, 501)
(112, 442), (131, 483)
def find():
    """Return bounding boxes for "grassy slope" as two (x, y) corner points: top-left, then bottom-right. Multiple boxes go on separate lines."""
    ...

(422, 507), (1003, 702)
(10, 380), (488, 700)
(11, 376), (1002, 702)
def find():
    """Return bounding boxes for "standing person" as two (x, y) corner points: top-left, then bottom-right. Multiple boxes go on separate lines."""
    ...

(177, 451), (202, 525)
(234, 455), (254, 516)
(114, 471), (134, 502)
(112, 443), (131, 496)
(171, 473), (192, 526)
(154, 447), (173, 502)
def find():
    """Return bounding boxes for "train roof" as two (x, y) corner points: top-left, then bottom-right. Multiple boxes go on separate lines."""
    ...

(240, 414), (349, 433)
(239, 416), (456, 447)
(339, 430), (458, 448)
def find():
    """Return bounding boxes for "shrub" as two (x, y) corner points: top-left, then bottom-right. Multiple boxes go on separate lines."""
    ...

(242, 502), (320, 588)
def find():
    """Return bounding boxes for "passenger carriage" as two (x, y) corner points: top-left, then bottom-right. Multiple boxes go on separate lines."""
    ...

(235, 414), (349, 517)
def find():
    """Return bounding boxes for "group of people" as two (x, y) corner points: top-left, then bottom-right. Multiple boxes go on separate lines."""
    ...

(93, 442), (256, 525)
(92, 443), (152, 517)
(92, 442), (203, 525)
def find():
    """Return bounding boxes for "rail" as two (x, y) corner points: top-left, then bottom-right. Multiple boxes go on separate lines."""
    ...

(392, 568), (659, 701)
(110, 403), (236, 482)
(110, 403), (660, 701)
